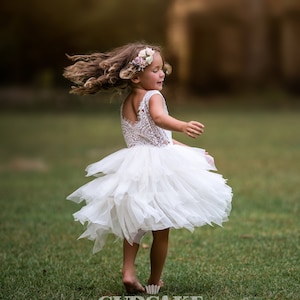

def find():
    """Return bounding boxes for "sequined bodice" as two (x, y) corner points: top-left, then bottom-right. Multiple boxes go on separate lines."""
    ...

(121, 90), (172, 148)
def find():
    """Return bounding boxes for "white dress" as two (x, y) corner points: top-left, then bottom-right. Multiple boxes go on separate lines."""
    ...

(67, 90), (232, 253)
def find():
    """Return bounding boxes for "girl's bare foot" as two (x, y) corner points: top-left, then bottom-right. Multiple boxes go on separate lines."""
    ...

(123, 275), (145, 294)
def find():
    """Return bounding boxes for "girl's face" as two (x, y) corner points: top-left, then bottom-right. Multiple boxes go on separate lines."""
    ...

(134, 52), (165, 91)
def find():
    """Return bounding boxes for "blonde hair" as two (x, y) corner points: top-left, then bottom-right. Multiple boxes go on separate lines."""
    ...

(63, 42), (171, 95)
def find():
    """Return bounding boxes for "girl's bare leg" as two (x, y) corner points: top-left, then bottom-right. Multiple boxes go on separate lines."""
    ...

(148, 228), (170, 285)
(122, 239), (145, 293)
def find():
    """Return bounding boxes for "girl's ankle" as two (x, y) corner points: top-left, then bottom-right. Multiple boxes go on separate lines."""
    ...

(147, 278), (164, 286)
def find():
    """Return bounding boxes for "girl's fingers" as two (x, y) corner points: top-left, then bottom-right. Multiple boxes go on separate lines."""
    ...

(185, 121), (205, 138)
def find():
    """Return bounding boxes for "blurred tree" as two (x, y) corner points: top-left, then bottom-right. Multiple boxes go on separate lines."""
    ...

(0, 0), (170, 87)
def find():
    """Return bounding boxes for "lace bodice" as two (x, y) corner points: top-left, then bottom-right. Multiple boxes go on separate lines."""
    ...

(121, 90), (172, 148)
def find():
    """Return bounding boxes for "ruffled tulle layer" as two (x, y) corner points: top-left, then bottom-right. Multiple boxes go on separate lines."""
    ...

(67, 145), (232, 253)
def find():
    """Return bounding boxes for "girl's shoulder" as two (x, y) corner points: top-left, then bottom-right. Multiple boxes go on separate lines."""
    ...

(143, 90), (164, 106)
(144, 90), (163, 99)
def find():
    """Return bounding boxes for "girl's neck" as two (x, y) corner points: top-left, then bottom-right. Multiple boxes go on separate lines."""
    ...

(130, 86), (148, 97)
(131, 85), (159, 95)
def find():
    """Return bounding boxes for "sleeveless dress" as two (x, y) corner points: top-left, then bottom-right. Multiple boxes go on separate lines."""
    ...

(67, 90), (232, 253)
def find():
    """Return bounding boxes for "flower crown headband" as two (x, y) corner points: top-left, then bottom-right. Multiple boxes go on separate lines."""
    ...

(119, 47), (172, 79)
(131, 47), (155, 72)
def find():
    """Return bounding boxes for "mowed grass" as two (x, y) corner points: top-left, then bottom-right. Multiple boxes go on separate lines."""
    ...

(0, 103), (299, 299)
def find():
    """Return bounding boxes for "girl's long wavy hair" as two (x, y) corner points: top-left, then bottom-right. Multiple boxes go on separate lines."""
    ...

(63, 42), (171, 95)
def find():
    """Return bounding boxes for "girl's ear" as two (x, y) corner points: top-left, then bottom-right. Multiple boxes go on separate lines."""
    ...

(131, 75), (140, 84)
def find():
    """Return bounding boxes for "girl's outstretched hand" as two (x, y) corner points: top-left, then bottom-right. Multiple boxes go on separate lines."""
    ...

(184, 121), (204, 138)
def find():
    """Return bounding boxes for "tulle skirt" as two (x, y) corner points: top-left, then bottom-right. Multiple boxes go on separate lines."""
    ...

(67, 145), (232, 253)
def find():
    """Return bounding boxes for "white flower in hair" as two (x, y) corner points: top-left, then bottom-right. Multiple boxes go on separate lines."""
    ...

(138, 49), (147, 57)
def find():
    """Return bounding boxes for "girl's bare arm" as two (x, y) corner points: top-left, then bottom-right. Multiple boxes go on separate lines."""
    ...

(149, 94), (204, 138)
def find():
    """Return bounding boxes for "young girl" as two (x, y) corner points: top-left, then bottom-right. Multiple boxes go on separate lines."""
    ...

(64, 42), (232, 294)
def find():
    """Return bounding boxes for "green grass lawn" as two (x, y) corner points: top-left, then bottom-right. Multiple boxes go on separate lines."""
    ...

(0, 104), (299, 299)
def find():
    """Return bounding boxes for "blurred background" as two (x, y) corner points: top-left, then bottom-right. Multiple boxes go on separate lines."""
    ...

(1, 0), (300, 109)
(1, 2), (300, 298)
